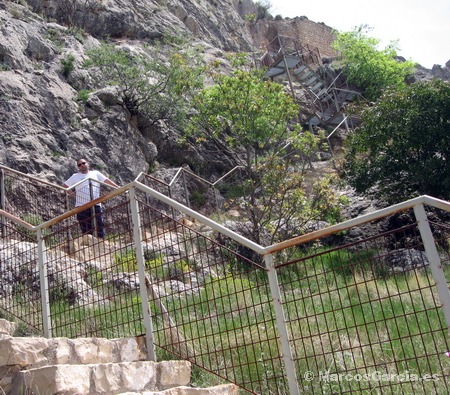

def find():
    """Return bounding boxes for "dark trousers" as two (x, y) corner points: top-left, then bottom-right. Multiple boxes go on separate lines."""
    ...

(76, 205), (105, 238)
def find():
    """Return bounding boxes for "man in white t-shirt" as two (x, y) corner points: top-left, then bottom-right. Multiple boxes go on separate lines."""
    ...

(64, 159), (119, 238)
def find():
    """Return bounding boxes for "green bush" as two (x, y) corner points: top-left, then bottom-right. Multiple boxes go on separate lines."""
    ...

(344, 79), (450, 203)
(77, 89), (91, 103)
(189, 190), (207, 208)
(146, 256), (169, 280)
(60, 53), (76, 77)
(333, 25), (414, 100)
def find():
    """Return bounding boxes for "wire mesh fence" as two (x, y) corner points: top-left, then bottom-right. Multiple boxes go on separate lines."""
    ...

(0, 167), (67, 227)
(0, 220), (44, 335)
(1, 165), (449, 394)
(136, 166), (247, 217)
(273, 211), (450, 393)
(136, 195), (286, 393)
(43, 193), (141, 339)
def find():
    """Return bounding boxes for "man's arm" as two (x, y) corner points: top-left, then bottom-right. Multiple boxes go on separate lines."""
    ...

(63, 183), (76, 197)
(104, 178), (119, 188)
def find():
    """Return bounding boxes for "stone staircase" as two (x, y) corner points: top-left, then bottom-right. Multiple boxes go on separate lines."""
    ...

(0, 319), (238, 395)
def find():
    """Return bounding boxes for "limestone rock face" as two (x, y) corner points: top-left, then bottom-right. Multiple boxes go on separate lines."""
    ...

(0, 0), (447, 187)
(0, 2), (151, 183)
(0, 0), (261, 184)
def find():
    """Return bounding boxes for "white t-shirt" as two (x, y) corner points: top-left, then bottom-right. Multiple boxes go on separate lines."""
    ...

(64, 170), (108, 207)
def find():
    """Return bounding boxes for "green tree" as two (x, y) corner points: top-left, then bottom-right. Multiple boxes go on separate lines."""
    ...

(84, 43), (204, 127)
(188, 59), (299, 170)
(343, 79), (450, 203)
(333, 25), (415, 101)
(188, 56), (341, 245)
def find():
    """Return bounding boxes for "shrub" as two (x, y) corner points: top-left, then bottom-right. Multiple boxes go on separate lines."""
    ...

(60, 53), (76, 78)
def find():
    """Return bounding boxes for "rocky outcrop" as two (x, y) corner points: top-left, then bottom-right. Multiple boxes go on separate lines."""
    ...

(0, 237), (114, 305)
(25, 0), (258, 51)
(0, 0), (448, 191)
(0, 0), (255, 184)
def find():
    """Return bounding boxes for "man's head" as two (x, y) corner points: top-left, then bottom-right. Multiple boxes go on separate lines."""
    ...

(76, 159), (89, 173)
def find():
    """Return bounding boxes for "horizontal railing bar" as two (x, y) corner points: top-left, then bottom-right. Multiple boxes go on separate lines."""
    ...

(264, 196), (427, 254)
(64, 178), (117, 191)
(0, 165), (66, 190)
(422, 195), (450, 211)
(211, 166), (245, 186)
(0, 209), (35, 230)
(133, 180), (266, 255)
(135, 166), (245, 190)
(38, 184), (130, 230)
(327, 116), (348, 139)
(168, 167), (184, 188)
(134, 172), (146, 183)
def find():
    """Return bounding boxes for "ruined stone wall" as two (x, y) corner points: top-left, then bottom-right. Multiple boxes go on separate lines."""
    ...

(288, 17), (337, 59)
(252, 16), (338, 60)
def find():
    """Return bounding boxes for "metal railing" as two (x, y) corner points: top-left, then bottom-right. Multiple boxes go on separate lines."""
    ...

(0, 165), (449, 394)
(259, 35), (321, 70)
(135, 166), (246, 214)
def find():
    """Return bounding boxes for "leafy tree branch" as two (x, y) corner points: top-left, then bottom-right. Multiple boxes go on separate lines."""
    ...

(333, 25), (415, 101)
(343, 79), (450, 203)
(84, 43), (205, 127)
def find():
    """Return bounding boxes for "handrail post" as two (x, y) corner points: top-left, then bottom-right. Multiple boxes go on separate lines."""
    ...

(37, 228), (52, 338)
(0, 169), (5, 238)
(182, 170), (190, 209)
(264, 253), (300, 395)
(88, 179), (97, 235)
(414, 204), (450, 329)
(65, 190), (73, 254)
(129, 187), (157, 361)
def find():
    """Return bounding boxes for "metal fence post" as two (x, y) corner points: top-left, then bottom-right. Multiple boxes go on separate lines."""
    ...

(182, 170), (190, 209)
(414, 203), (450, 329)
(264, 253), (300, 395)
(88, 179), (98, 234)
(0, 169), (5, 238)
(65, 190), (73, 254)
(37, 227), (52, 338)
(129, 187), (157, 361)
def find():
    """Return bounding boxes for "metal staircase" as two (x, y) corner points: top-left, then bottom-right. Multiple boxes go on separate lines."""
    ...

(259, 35), (362, 132)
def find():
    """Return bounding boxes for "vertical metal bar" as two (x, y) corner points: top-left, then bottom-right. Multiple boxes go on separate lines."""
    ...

(182, 170), (190, 209)
(277, 34), (282, 52)
(65, 190), (73, 254)
(168, 184), (176, 220)
(88, 179), (97, 234)
(129, 187), (157, 361)
(0, 169), (5, 237)
(37, 227), (52, 338)
(283, 55), (297, 102)
(65, 188), (71, 214)
(213, 185), (219, 212)
(414, 204), (450, 328)
(264, 253), (300, 395)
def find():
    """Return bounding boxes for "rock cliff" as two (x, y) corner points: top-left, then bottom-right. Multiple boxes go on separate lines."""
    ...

(0, 0), (448, 186)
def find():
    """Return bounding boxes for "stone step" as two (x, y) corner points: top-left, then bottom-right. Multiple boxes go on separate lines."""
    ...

(10, 360), (193, 395)
(0, 319), (239, 395)
(0, 318), (17, 337)
(0, 334), (147, 393)
(0, 335), (146, 368)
